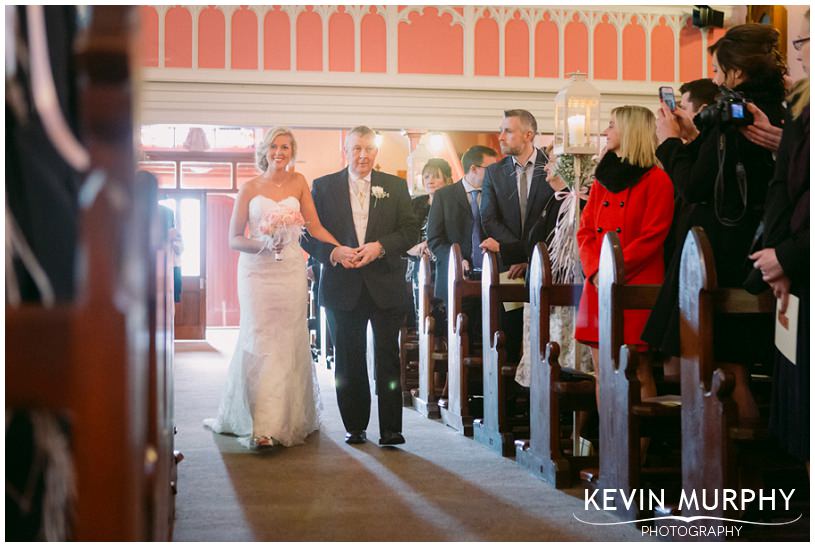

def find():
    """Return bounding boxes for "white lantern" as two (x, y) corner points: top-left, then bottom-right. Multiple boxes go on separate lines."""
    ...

(553, 72), (601, 156)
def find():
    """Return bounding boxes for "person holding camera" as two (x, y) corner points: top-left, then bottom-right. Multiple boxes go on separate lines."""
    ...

(657, 78), (719, 267)
(642, 23), (787, 421)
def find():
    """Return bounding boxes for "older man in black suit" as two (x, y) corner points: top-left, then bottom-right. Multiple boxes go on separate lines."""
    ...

(479, 109), (552, 363)
(306, 126), (419, 446)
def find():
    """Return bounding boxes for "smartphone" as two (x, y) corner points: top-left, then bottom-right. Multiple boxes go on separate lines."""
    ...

(659, 86), (676, 112)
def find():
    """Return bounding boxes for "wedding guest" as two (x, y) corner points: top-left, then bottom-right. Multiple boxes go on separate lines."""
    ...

(426, 146), (498, 402)
(480, 109), (553, 364)
(405, 158), (452, 330)
(574, 106), (674, 407)
(427, 146), (498, 303)
(750, 9), (809, 464)
(643, 23), (786, 421)
(659, 78), (719, 267)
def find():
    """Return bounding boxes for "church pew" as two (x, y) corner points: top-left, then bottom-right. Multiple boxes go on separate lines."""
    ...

(678, 227), (781, 522)
(596, 233), (680, 521)
(147, 180), (181, 538)
(6, 7), (176, 539)
(440, 243), (482, 436)
(6, 178), (169, 540)
(412, 254), (446, 419)
(398, 325), (420, 406)
(473, 251), (530, 457)
(516, 243), (596, 487)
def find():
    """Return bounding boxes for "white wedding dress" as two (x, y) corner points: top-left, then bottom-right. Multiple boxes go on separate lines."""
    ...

(203, 195), (321, 448)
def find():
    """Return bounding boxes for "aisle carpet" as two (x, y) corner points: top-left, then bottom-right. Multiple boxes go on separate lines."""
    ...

(172, 329), (647, 542)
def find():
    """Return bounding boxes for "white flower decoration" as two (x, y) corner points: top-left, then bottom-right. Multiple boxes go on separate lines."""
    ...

(371, 185), (389, 207)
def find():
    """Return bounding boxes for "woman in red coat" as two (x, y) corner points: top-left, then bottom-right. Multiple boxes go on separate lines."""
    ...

(575, 105), (674, 405)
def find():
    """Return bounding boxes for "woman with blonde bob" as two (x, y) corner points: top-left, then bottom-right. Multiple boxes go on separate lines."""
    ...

(204, 127), (341, 449)
(575, 106), (675, 407)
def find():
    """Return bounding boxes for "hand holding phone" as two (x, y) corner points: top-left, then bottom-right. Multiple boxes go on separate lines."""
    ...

(659, 86), (676, 112)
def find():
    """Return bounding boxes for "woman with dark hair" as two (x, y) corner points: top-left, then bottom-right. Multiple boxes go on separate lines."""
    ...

(405, 158), (453, 329)
(750, 10), (809, 464)
(643, 23), (787, 420)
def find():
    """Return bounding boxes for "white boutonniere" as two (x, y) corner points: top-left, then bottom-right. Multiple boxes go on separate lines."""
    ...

(371, 186), (389, 207)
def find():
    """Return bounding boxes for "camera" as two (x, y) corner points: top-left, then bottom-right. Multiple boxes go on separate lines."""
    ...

(695, 87), (754, 129)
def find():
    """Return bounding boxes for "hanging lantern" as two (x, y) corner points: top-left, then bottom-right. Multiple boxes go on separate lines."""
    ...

(553, 72), (601, 156)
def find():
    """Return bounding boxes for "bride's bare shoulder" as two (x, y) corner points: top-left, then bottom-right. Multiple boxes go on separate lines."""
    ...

(292, 171), (309, 186)
(237, 177), (263, 200)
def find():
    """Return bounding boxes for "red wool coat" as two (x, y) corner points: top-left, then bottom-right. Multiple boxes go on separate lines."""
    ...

(574, 166), (674, 346)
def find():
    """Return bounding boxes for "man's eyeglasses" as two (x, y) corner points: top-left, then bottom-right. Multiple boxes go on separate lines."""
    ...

(792, 37), (809, 51)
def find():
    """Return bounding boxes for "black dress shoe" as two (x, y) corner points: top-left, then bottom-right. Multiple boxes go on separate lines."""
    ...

(345, 431), (367, 444)
(378, 432), (405, 446)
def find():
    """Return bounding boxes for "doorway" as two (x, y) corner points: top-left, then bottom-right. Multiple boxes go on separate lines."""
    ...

(159, 192), (207, 339)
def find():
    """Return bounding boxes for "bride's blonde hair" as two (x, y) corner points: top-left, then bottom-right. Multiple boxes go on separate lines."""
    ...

(256, 127), (298, 171)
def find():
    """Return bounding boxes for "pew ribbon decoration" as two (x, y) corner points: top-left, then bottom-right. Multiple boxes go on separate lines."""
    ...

(258, 210), (306, 261)
(547, 153), (597, 284)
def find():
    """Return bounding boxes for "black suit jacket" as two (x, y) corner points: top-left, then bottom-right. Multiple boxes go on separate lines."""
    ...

(305, 168), (419, 311)
(426, 180), (480, 302)
(480, 149), (552, 266)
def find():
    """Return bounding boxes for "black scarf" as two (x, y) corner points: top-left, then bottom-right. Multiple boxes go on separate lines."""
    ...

(594, 152), (652, 194)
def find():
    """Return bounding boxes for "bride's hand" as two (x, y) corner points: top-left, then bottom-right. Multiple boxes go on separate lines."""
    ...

(331, 245), (357, 268)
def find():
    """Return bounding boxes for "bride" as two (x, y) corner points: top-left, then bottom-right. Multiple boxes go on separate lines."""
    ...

(204, 127), (341, 448)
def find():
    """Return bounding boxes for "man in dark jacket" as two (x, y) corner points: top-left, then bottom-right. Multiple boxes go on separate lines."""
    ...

(306, 126), (419, 446)
(658, 78), (719, 266)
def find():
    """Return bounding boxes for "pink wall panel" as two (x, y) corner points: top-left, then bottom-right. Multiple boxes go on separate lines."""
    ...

(264, 8), (290, 70)
(706, 27), (726, 77)
(651, 18), (675, 81)
(231, 8), (258, 70)
(398, 8), (463, 75)
(329, 9), (355, 72)
(679, 18), (702, 82)
(140, 7), (159, 67)
(475, 16), (499, 76)
(165, 7), (192, 68)
(149, 7), (721, 85)
(534, 16), (558, 78)
(564, 16), (588, 75)
(622, 17), (646, 80)
(199, 8), (225, 69)
(297, 8), (322, 71)
(505, 12), (529, 77)
(361, 10), (386, 73)
(593, 17), (616, 80)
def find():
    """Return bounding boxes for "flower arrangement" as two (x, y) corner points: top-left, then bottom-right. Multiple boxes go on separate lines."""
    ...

(553, 153), (597, 191)
(258, 209), (306, 261)
(548, 153), (598, 284)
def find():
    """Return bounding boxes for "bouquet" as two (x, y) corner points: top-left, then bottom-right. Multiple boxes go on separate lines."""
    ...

(257, 209), (306, 261)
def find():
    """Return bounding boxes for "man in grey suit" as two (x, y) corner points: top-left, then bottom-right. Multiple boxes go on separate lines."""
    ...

(479, 109), (552, 275)
(479, 110), (552, 362)
(306, 126), (419, 446)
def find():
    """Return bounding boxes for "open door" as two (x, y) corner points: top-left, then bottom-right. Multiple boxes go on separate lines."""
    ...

(159, 192), (207, 339)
